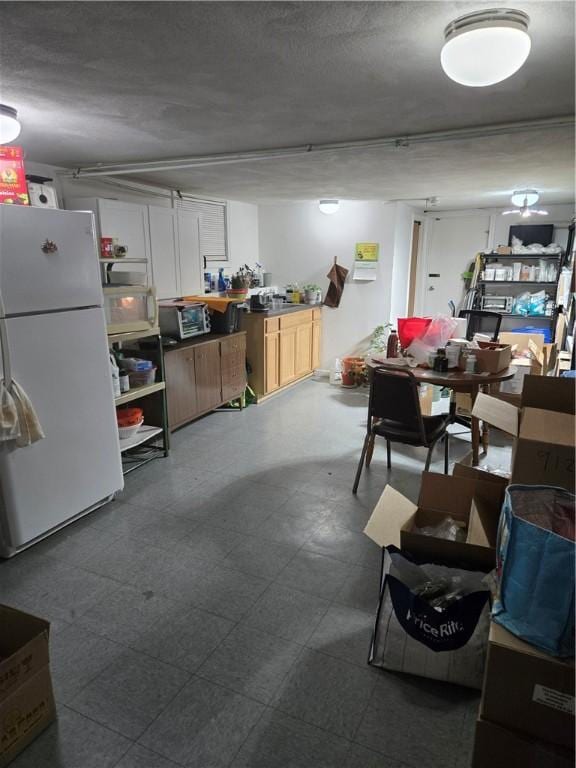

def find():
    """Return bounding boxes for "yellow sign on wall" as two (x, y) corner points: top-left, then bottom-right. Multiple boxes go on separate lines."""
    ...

(355, 242), (379, 262)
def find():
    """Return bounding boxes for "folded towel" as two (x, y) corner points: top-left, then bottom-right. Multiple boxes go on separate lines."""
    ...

(0, 379), (45, 447)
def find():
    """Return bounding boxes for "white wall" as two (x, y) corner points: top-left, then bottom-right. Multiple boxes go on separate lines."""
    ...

(24, 161), (259, 274)
(258, 200), (400, 368)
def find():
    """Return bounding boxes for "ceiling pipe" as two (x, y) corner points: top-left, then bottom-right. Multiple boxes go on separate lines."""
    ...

(66, 115), (574, 178)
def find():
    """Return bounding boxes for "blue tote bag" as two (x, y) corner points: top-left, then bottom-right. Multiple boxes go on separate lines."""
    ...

(493, 485), (575, 657)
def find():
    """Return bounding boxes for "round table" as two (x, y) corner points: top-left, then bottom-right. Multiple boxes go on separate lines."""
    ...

(366, 362), (515, 465)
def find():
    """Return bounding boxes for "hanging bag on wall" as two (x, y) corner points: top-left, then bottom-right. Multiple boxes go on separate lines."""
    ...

(493, 485), (575, 658)
(369, 547), (491, 689)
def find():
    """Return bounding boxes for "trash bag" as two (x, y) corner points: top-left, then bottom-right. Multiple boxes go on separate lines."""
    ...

(369, 547), (491, 688)
(493, 485), (575, 658)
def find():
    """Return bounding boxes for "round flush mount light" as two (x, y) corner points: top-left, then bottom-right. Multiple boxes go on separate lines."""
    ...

(319, 199), (339, 215)
(511, 189), (539, 207)
(0, 104), (21, 144)
(441, 9), (531, 87)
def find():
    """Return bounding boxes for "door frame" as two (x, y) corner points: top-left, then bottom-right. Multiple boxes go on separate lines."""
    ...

(415, 209), (497, 315)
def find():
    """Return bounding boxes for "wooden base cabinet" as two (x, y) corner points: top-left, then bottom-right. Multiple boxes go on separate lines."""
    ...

(242, 307), (322, 400)
(163, 332), (246, 430)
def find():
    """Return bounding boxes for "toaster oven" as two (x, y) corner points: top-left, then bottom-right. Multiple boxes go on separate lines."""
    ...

(480, 295), (514, 313)
(103, 286), (158, 334)
(158, 301), (211, 340)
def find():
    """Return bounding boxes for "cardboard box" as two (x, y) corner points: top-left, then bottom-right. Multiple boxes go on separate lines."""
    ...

(480, 622), (575, 750)
(454, 391), (473, 417)
(472, 717), (574, 768)
(419, 383), (433, 416)
(496, 246), (512, 255)
(364, 472), (505, 570)
(0, 605), (56, 768)
(499, 332), (557, 375)
(474, 341), (512, 373)
(472, 375), (575, 492)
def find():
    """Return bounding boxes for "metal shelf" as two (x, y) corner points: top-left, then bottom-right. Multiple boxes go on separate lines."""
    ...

(501, 314), (554, 320)
(108, 327), (161, 344)
(115, 381), (165, 406)
(479, 281), (557, 286)
(119, 424), (163, 453)
(481, 253), (562, 259)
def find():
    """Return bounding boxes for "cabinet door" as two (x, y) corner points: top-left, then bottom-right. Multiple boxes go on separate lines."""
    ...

(176, 210), (203, 296)
(312, 321), (322, 370)
(164, 348), (197, 430)
(264, 332), (280, 393)
(279, 327), (297, 386)
(295, 323), (313, 378)
(97, 199), (151, 277)
(148, 206), (179, 300)
(194, 341), (222, 413)
(221, 335), (247, 401)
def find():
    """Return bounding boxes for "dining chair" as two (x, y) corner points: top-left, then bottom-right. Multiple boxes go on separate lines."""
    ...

(458, 310), (502, 341)
(352, 367), (452, 494)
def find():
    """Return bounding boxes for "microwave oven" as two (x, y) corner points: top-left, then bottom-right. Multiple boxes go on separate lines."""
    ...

(158, 301), (211, 340)
(481, 295), (514, 313)
(103, 286), (158, 334)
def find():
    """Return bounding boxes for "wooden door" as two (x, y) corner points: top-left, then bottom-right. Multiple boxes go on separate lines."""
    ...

(295, 322), (312, 377)
(265, 332), (280, 393)
(279, 327), (297, 385)
(176, 210), (203, 296)
(194, 341), (222, 412)
(164, 347), (197, 430)
(221, 335), (246, 401)
(148, 206), (179, 299)
(312, 321), (322, 370)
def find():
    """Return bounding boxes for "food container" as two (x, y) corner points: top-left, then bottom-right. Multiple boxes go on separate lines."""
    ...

(116, 406), (143, 427)
(483, 268), (496, 281)
(128, 367), (156, 387)
(118, 420), (144, 440)
(494, 268), (508, 281)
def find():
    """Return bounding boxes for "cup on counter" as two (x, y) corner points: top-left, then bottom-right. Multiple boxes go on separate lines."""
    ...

(271, 298), (283, 310)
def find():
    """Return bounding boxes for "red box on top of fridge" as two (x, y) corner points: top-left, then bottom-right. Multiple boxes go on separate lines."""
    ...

(0, 146), (29, 206)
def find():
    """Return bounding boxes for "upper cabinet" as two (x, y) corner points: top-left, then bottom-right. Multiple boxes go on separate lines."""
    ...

(65, 197), (203, 300)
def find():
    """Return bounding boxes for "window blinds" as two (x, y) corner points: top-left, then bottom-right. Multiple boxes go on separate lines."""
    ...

(176, 197), (228, 261)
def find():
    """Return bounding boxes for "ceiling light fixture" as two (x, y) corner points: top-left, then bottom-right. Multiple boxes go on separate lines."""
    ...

(0, 104), (21, 144)
(510, 188), (539, 207)
(502, 190), (548, 217)
(441, 9), (531, 87)
(319, 199), (339, 215)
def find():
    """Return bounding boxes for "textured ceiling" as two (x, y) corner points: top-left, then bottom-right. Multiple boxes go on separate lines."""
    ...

(1, 1), (574, 205)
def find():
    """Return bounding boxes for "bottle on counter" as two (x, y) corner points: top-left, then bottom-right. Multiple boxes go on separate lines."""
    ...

(433, 348), (448, 372)
(218, 268), (226, 293)
(386, 329), (399, 358)
(465, 354), (477, 374)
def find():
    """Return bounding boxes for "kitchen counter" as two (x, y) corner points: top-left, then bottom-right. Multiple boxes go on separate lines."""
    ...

(243, 304), (322, 318)
(162, 330), (245, 352)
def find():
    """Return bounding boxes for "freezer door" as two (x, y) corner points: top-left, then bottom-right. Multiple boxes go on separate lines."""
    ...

(0, 206), (103, 316)
(0, 307), (124, 552)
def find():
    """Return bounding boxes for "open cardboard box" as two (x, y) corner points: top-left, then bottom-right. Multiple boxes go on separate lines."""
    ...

(472, 717), (574, 768)
(364, 471), (506, 571)
(0, 605), (56, 768)
(472, 375), (575, 492)
(481, 622), (575, 750)
(474, 341), (512, 373)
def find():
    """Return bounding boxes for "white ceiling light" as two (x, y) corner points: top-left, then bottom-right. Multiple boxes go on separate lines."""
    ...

(0, 104), (21, 144)
(511, 188), (539, 207)
(319, 199), (339, 215)
(441, 9), (531, 87)
(503, 190), (548, 217)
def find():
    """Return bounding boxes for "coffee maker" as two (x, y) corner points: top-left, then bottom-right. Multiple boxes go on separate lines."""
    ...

(250, 292), (270, 312)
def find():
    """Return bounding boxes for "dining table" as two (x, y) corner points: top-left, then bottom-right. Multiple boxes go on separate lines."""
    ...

(366, 361), (516, 466)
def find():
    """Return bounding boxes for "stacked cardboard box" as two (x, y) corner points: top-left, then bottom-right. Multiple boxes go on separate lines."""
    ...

(0, 606), (55, 767)
(473, 623), (575, 767)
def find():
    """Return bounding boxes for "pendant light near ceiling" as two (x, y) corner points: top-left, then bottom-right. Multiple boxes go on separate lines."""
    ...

(441, 9), (531, 87)
(319, 200), (339, 215)
(502, 189), (548, 217)
(0, 105), (21, 144)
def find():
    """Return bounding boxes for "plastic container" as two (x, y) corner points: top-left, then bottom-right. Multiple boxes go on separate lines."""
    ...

(128, 367), (156, 387)
(122, 357), (154, 372)
(397, 317), (432, 349)
(118, 420), (144, 440)
(116, 406), (143, 427)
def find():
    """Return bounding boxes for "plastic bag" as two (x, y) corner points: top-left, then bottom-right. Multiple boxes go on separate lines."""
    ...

(414, 517), (467, 542)
(512, 292), (531, 316)
(406, 315), (459, 364)
(528, 290), (546, 316)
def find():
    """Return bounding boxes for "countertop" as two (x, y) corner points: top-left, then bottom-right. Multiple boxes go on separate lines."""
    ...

(162, 330), (245, 351)
(242, 304), (322, 318)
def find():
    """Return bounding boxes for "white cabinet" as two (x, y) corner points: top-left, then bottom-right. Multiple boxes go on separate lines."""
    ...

(66, 197), (203, 300)
(148, 206), (179, 299)
(176, 209), (202, 296)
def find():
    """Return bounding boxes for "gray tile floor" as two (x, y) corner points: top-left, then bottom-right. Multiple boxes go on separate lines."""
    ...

(1, 380), (510, 767)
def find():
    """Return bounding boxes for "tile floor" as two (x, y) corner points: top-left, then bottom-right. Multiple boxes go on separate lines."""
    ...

(1, 380), (511, 768)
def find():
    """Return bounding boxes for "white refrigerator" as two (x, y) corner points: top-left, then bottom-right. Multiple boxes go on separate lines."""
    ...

(0, 205), (124, 557)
